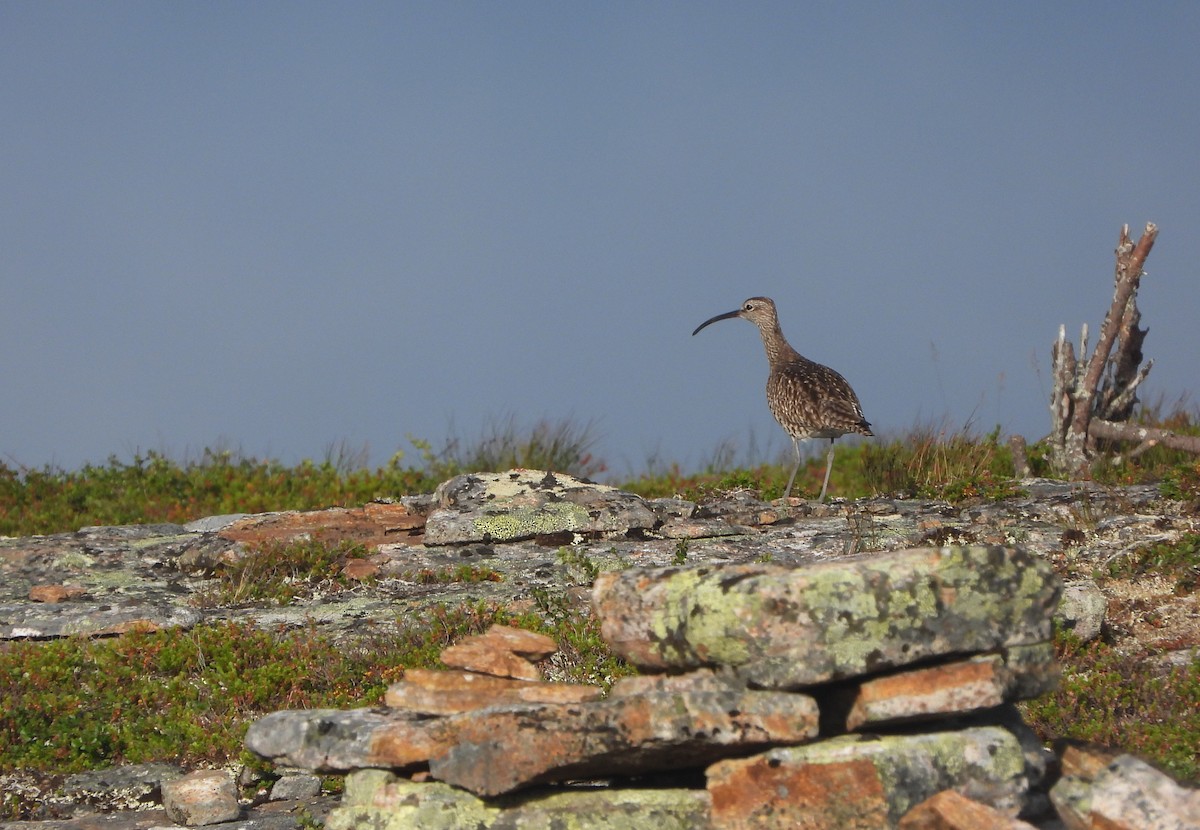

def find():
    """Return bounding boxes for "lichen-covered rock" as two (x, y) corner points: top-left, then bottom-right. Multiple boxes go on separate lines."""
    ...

(1050, 753), (1200, 829)
(244, 708), (450, 772)
(424, 470), (659, 545)
(0, 601), (201, 639)
(327, 770), (500, 830)
(1055, 579), (1106, 643)
(161, 769), (240, 826)
(325, 770), (711, 830)
(428, 685), (819, 796)
(707, 726), (1030, 828)
(593, 546), (1061, 688)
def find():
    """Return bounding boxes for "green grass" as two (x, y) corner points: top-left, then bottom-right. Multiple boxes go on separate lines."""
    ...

(0, 601), (631, 781)
(8, 405), (1200, 537)
(1021, 632), (1200, 783)
(193, 537), (369, 607)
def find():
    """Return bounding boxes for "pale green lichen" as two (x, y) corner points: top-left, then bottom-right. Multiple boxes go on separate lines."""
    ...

(646, 569), (759, 666)
(766, 727), (1025, 822)
(329, 770), (708, 830)
(328, 771), (500, 830)
(471, 503), (591, 542)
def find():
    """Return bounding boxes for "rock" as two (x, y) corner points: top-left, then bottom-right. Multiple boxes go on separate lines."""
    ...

(244, 708), (451, 772)
(248, 672), (817, 796)
(6, 476), (1197, 826)
(62, 762), (184, 810)
(183, 513), (251, 533)
(898, 789), (1039, 829)
(707, 726), (1030, 828)
(161, 769), (240, 826)
(269, 773), (322, 801)
(424, 470), (659, 545)
(384, 669), (602, 715)
(219, 502), (425, 549)
(486, 787), (711, 830)
(326, 770), (500, 829)
(438, 624), (559, 679)
(841, 645), (1059, 730)
(428, 684), (819, 796)
(26, 584), (88, 603)
(1055, 579), (1106, 643)
(593, 546), (1061, 688)
(0, 602), (202, 639)
(1054, 739), (1121, 780)
(1050, 753), (1200, 829)
(326, 769), (712, 830)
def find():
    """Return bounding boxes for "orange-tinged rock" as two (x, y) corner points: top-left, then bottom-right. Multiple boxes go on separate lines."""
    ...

(439, 642), (542, 680)
(28, 585), (88, 603)
(439, 625), (559, 680)
(707, 728), (1029, 829)
(844, 647), (1058, 730)
(710, 755), (890, 829)
(385, 669), (602, 715)
(898, 790), (1038, 829)
(341, 558), (380, 581)
(429, 685), (819, 796)
(220, 502), (424, 548)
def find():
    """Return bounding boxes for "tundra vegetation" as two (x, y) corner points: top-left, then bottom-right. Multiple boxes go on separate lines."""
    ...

(3, 406), (1199, 812)
(4, 224), (1193, 821)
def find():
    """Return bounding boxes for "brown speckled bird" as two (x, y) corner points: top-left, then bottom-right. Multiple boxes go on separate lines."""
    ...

(692, 296), (873, 502)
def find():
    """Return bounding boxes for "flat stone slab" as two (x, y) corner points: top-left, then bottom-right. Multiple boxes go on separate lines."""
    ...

(0, 602), (201, 639)
(247, 684), (819, 796)
(593, 545), (1061, 688)
(428, 684), (819, 796)
(707, 726), (1030, 828)
(424, 470), (659, 545)
(842, 643), (1060, 730)
(325, 770), (712, 830)
(245, 708), (449, 772)
(384, 670), (603, 716)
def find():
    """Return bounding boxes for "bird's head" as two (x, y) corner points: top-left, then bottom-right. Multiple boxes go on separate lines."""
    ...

(692, 296), (778, 336)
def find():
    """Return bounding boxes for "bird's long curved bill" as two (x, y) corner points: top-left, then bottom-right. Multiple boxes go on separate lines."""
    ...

(692, 309), (741, 336)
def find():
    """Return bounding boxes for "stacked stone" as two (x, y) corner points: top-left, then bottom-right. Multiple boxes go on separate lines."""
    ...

(244, 544), (1091, 828)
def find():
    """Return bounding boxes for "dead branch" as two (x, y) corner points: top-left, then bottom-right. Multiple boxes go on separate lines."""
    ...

(1048, 223), (1166, 476)
(1089, 419), (1200, 455)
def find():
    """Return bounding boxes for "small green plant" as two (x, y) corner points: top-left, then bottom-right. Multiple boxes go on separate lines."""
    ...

(557, 546), (600, 583)
(400, 565), (504, 584)
(1161, 460), (1200, 506)
(193, 538), (367, 607)
(1105, 533), (1200, 595)
(673, 537), (690, 565)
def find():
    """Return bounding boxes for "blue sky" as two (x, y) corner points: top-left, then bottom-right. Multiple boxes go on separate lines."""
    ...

(3, 2), (1198, 478)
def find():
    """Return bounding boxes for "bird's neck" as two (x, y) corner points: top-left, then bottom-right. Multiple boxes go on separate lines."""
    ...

(758, 321), (800, 366)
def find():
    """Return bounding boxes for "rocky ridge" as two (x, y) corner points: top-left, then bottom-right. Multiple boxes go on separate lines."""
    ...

(2, 471), (1199, 828)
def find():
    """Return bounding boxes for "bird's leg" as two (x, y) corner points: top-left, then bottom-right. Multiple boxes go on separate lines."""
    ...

(817, 439), (836, 502)
(782, 436), (802, 500)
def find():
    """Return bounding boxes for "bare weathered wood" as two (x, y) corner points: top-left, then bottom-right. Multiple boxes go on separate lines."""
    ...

(1008, 434), (1030, 478)
(1089, 419), (1200, 456)
(1048, 223), (1161, 475)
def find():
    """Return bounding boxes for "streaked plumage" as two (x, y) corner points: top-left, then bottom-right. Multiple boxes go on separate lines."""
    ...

(692, 296), (872, 502)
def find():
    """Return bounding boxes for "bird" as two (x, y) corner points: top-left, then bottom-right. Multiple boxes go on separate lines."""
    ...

(692, 296), (873, 502)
